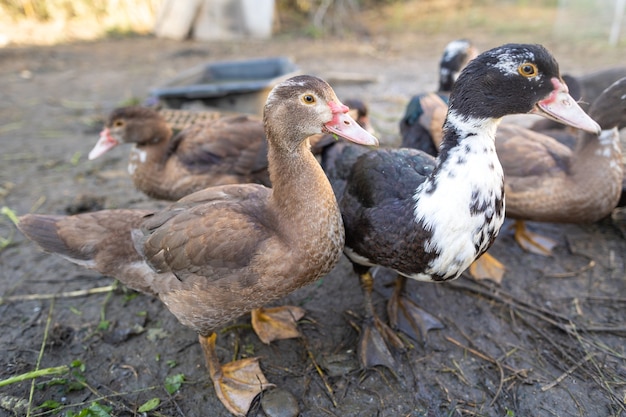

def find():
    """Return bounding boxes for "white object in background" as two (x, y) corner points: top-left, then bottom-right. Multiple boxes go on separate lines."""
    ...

(194, 0), (275, 41)
(241, 0), (274, 38)
(153, 0), (202, 40)
(609, 0), (625, 45)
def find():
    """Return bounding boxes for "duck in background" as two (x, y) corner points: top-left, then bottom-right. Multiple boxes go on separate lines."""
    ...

(18, 75), (379, 417)
(90, 101), (374, 201)
(89, 107), (271, 200)
(498, 77), (625, 255)
(530, 72), (626, 210)
(575, 67), (626, 111)
(319, 44), (600, 369)
(399, 39), (478, 155)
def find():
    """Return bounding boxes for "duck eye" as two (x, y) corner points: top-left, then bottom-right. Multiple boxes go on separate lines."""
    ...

(113, 120), (124, 127)
(518, 63), (538, 77)
(301, 94), (316, 104)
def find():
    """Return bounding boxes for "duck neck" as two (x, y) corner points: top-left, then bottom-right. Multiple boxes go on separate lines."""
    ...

(435, 110), (502, 181)
(128, 126), (172, 192)
(570, 127), (623, 185)
(269, 138), (339, 223)
(413, 111), (505, 279)
(267, 137), (344, 279)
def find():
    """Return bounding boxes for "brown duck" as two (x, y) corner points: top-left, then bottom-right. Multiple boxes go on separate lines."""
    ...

(498, 76), (625, 255)
(89, 107), (271, 200)
(90, 100), (374, 346)
(18, 75), (378, 417)
(90, 102), (373, 202)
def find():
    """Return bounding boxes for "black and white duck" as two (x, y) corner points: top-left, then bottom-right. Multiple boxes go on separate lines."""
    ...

(320, 43), (600, 369)
(399, 39), (478, 155)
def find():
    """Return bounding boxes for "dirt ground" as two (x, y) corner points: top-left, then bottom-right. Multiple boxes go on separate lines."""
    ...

(1, 26), (626, 417)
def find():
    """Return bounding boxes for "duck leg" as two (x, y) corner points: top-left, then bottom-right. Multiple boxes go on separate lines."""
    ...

(357, 270), (404, 370)
(250, 306), (306, 344)
(468, 252), (506, 283)
(199, 333), (275, 417)
(513, 220), (557, 256)
(387, 275), (444, 344)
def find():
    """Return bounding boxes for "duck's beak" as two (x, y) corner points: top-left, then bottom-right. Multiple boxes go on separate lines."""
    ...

(88, 128), (120, 160)
(531, 77), (601, 135)
(325, 102), (379, 147)
(347, 108), (376, 135)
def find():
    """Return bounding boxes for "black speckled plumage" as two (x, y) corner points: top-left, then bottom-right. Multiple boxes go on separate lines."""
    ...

(339, 148), (440, 278)
(336, 43), (595, 281)
(320, 43), (601, 369)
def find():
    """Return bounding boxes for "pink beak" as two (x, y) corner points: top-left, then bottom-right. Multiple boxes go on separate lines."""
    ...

(324, 101), (379, 147)
(88, 128), (120, 160)
(531, 77), (601, 135)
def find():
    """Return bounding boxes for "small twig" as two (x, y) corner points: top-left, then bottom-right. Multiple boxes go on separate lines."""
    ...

(317, 406), (341, 417)
(564, 324), (626, 333)
(75, 379), (138, 415)
(30, 196), (46, 214)
(540, 352), (595, 391)
(544, 260), (596, 278)
(445, 336), (505, 407)
(448, 279), (575, 333)
(0, 285), (116, 305)
(0, 366), (69, 388)
(581, 295), (626, 303)
(303, 338), (338, 407)
(27, 299), (55, 417)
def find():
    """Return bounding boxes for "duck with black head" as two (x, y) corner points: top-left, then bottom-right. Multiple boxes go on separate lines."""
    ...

(400, 38), (478, 155)
(320, 43), (600, 370)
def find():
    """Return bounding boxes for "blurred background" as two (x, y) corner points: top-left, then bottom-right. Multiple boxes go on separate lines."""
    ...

(0, 0), (624, 47)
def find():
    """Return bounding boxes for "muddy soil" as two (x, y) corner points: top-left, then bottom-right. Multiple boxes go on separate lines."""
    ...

(1, 31), (626, 417)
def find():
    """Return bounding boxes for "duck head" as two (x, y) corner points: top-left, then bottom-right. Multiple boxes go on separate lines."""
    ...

(89, 107), (170, 160)
(450, 43), (600, 135)
(263, 75), (379, 150)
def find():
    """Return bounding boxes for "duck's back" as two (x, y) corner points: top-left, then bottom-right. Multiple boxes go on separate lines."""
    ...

(168, 114), (270, 185)
(338, 148), (438, 275)
(399, 92), (449, 156)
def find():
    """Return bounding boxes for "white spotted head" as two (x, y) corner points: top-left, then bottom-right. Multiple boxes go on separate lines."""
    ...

(439, 39), (479, 92)
(447, 43), (599, 135)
